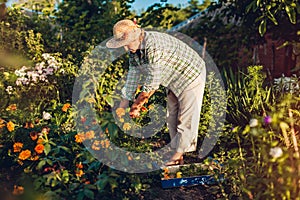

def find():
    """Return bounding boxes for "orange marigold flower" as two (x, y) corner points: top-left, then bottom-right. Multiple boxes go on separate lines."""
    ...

(62, 103), (71, 112)
(92, 140), (101, 150)
(163, 174), (170, 180)
(163, 168), (169, 174)
(34, 144), (44, 154)
(105, 140), (110, 148)
(7, 121), (15, 132)
(123, 123), (131, 131)
(24, 122), (34, 129)
(30, 132), (38, 140)
(6, 104), (17, 111)
(0, 118), (5, 129)
(13, 142), (23, 153)
(85, 130), (95, 140)
(75, 132), (85, 143)
(75, 169), (84, 177)
(12, 185), (24, 195)
(37, 138), (44, 144)
(76, 162), (83, 169)
(116, 107), (125, 118)
(18, 150), (31, 160)
(126, 153), (133, 161)
(30, 155), (39, 161)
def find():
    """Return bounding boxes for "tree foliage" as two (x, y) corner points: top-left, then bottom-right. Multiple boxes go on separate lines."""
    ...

(55, 0), (134, 63)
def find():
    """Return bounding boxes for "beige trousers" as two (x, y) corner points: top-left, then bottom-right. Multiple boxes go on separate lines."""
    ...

(166, 71), (206, 153)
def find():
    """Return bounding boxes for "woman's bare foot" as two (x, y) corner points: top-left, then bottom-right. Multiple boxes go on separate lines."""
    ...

(164, 152), (184, 166)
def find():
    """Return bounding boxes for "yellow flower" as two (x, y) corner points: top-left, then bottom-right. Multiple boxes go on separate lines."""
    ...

(85, 130), (95, 140)
(119, 118), (124, 123)
(116, 107), (125, 118)
(62, 103), (71, 112)
(75, 132), (85, 143)
(176, 171), (182, 178)
(13, 142), (23, 153)
(7, 121), (15, 132)
(75, 169), (84, 177)
(34, 144), (44, 154)
(12, 185), (24, 195)
(18, 150), (31, 160)
(123, 123), (131, 131)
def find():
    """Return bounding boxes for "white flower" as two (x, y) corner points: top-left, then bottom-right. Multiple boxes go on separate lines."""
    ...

(35, 62), (45, 74)
(16, 79), (22, 86)
(16, 77), (29, 85)
(43, 111), (52, 120)
(42, 53), (51, 60)
(44, 67), (54, 75)
(27, 71), (40, 83)
(15, 67), (27, 77)
(249, 118), (258, 127)
(269, 147), (283, 159)
(39, 74), (47, 82)
(5, 86), (13, 94)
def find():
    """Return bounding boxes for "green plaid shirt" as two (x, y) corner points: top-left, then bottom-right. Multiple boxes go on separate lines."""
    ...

(121, 31), (205, 101)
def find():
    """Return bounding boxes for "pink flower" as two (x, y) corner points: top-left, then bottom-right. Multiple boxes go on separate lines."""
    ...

(264, 116), (272, 124)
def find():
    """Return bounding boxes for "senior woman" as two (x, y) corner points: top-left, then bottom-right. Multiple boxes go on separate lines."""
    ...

(106, 19), (206, 166)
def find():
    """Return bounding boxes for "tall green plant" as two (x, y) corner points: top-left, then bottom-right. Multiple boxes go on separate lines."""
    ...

(225, 65), (274, 126)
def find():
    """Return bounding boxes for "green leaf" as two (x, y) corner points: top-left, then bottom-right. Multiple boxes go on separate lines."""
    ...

(44, 143), (51, 155)
(285, 5), (296, 24)
(46, 159), (53, 166)
(267, 10), (278, 25)
(36, 160), (46, 170)
(259, 19), (267, 36)
(59, 146), (71, 153)
(104, 95), (114, 107)
(83, 188), (94, 199)
(62, 170), (69, 183)
(107, 123), (118, 138)
(256, 0), (261, 7)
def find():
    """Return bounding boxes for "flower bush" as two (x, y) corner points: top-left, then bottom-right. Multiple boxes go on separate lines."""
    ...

(1, 6), (300, 200)
(209, 68), (300, 199)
